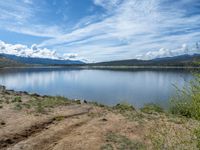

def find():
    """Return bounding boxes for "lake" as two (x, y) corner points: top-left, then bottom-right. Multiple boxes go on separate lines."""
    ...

(0, 67), (193, 108)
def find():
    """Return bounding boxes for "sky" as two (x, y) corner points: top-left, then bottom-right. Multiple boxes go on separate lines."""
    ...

(0, 0), (200, 62)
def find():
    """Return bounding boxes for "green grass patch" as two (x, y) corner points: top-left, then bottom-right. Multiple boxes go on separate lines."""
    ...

(89, 101), (107, 108)
(113, 103), (135, 113)
(27, 96), (72, 113)
(10, 96), (73, 113)
(12, 96), (22, 103)
(54, 116), (65, 121)
(14, 103), (22, 110)
(140, 103), (164, 114)
(101, 132), (146, 150)
(22, 103), (31, 109)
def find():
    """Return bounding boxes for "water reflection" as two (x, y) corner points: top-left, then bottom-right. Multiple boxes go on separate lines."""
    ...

(0, 67), (193, 108)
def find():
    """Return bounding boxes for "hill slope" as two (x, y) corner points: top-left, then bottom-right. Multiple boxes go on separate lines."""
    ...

(0, 54), (84, 65)
(93, 54), (200, 66)
(0, 55), (23, 67)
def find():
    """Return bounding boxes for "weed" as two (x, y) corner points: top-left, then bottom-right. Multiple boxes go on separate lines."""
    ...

(170, 74), (200, 120)
(12, 96), (22, 103)
(141, 103), (164, 114)
(194, 127), (200, 149)
(27, 96), (71, 113)
(54, 116), (65, 121)
(113, 103), (135, 113)
(35, 101), (45, 113)
(22, 103), (31, 109)
(14, 103), (22, 110)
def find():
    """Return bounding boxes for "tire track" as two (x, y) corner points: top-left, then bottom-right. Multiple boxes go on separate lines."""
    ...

(0, 107), (91, 149)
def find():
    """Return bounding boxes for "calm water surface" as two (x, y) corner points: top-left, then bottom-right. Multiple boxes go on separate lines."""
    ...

(0, 67), (193, 108)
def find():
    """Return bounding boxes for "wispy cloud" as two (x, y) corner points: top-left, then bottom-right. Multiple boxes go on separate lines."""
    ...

(0, 0), (200, 62)
(93, 0), (122, 10)
(0, 0), (63, 38)
(37, 0), (200, 61)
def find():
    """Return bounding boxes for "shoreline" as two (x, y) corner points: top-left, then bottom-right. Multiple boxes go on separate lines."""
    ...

(1, 65), (200, 70)
(0, 85), (200, 149)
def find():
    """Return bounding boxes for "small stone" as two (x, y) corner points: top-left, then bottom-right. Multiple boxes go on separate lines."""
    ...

(1, 121), (6, 125)
(101, 118), (108, 122)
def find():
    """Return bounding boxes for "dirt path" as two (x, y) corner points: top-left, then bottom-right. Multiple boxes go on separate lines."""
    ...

(0, 107), (91, 150)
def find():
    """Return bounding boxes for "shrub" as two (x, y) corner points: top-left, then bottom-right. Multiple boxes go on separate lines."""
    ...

(140, 103), (164, 114)
(12, 96), (22, 103)
(35, 101), (45, 113)
(194, 127), (200, 149)
(114, 103), (135, 112)
(89, 101), (107, 108)
(22, 103), (31, 109)
(170, 74), (200, 120)
(14, 103), (22, 110)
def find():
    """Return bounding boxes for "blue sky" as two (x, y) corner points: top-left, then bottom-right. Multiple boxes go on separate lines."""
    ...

(0, 0), (200, 62)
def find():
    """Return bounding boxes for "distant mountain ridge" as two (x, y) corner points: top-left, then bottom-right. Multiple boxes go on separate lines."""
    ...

(1, 53), (200, 67)
(93, 54), (200, 66)
(0, 55), (23, 67)
(0, 53), (84, 65)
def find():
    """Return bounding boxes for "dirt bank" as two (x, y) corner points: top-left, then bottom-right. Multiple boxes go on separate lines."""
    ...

(0, 85), (200, 150)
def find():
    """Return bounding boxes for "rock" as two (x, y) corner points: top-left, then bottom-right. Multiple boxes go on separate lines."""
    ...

(1, 121), (6, 125)
(101, 118), (108, 122)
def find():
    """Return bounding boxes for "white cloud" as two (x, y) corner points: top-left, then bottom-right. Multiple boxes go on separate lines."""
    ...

(0, 41), (79, 60)
(0, 0), (200, 62)
(136, 43), (200, 60)
(37, 0), (199, 62)
(63, 53), (78, 59)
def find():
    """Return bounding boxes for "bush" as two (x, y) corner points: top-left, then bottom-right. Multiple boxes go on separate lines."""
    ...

(14, 103), (22, 110)
(140, 103), (164, 114)
(113, 103), (135, 112)
(170, 74), (200, 120)
(35, 101), (45, 113)
(12, 96), (22, 103)
(194, 127), (200, 149)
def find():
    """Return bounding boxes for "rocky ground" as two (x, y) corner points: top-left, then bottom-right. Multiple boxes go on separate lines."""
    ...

(0, 85), (200, 150)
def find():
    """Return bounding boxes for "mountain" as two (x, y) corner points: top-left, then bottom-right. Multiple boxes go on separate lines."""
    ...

(0, 54), (84, 65)
(1, 53), (200, 67)
(0, 55), (23, 67)
(92, 54), (200, 66)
